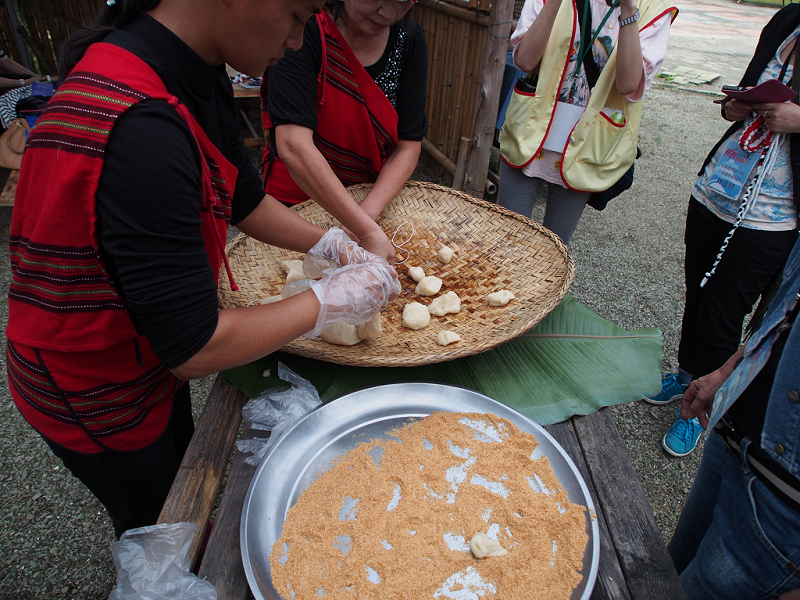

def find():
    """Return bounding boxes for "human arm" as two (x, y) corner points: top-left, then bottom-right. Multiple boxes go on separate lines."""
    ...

(96, 101), (397, 381)
(614, 0), (645, 96)
(274, 123), (395, 262)
(358, 139), (421, 220)
(681, 345), (745, 428)
(512, 0), (564, 74)
(0, 51), (55, 88)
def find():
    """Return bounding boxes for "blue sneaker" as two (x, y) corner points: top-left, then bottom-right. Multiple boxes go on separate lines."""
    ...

(644, 373), (687, 405)
(662, 409), (703, 457)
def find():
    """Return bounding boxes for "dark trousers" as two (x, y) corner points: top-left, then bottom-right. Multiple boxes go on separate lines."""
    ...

(677, 198), (798, 378)
(43, 383), (194, 538)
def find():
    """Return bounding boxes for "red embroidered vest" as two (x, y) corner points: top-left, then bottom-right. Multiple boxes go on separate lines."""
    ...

(261, 11), (399, 204)
(6, 43), (238, 452)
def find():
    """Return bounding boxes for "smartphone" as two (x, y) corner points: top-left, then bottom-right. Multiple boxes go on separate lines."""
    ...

(721, 85), (746, 93)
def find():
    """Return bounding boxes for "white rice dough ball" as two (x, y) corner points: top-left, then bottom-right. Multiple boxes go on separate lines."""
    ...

(356, 313), (382, 341)
(435, 330), (461, 346)
(470, 532), (507, 558)
(486, 290), (515, 307)
(320, 321), (361, 346)
(408, 266), (425, 283)
(415, 275), (442, 297)
(281, 259), (306, 283)
(403, 302), (431, 330)
(428, 291), (461, 316)
(437, 245), (454, 264)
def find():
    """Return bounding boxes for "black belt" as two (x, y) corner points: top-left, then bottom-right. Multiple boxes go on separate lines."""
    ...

(715, 420), (800, 513)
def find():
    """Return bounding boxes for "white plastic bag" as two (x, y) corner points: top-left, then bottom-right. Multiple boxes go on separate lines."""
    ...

(108, 522), (216, 600)
(236, 362), (322, 466)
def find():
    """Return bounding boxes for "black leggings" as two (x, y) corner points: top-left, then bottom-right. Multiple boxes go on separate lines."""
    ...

(678, 198), (798, 378)
(43, 383), (194, 538)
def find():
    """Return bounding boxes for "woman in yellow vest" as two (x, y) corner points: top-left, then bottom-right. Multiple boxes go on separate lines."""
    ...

(499, 0), (676, 245)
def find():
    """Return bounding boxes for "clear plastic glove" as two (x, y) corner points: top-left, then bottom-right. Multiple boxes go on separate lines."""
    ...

(304, 227), (386, 271)
(107, 523), (216, 600)
(284, 259), (399, 340)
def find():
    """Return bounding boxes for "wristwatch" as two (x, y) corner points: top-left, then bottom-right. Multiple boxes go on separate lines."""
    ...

(619, 8), (639, 27)
(18, 79), (25, 87)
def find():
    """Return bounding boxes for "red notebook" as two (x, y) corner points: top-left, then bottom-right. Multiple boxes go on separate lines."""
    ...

(717, 79), (798, 104)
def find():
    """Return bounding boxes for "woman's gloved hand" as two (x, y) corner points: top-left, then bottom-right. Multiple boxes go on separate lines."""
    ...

(303, 227), (379, 280)
(285, 252), (400, 339)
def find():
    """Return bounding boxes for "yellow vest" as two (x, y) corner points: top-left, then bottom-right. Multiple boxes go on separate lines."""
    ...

(500, 0), (677, 192)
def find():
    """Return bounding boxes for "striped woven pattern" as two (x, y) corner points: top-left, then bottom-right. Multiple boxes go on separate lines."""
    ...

(26, 70), (148, 157)
(218, 182), (575, 367)
(9, 237), (125, 312)
(6, 341), (182, 438)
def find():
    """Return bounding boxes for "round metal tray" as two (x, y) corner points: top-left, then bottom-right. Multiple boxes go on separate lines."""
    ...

(241, 382), (600, 600)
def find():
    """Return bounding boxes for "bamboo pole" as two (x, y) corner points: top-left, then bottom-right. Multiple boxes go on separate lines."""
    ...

(418, 0), (491, 26)
(464, 0), (514, 198)
(421, 138), (496, 195)
(452, 136), (471, 191)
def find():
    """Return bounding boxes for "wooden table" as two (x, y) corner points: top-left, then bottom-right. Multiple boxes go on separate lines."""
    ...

(159, 374), (687, 600)
(232, 83), (264, 148)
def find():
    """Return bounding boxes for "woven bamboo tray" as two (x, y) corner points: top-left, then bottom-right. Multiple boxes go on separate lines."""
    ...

(218, 181), (575, 367)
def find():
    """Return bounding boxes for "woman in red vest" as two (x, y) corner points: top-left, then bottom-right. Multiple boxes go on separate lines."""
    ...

(5, 0), (398, 537)
(261, 0), (428, 263)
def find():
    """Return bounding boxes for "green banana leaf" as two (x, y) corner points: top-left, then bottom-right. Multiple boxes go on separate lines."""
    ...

(222, 296), (663, 425)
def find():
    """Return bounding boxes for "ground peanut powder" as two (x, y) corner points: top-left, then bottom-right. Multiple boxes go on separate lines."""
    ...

(270, 412), (588, 599)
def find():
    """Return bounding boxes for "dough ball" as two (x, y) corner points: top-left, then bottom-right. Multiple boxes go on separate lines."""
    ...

(408, 266), (425, 283)
(320, 321), (362, 346)
(258, 295), (283, 305)
(436, 330), (461, 346)
(415, 276), (442, 297)
(470, 533), (507, 558)
(437, 245), (454, 264)
(281, 259), (306, 283)
(428, 291), (461, 316)
(356, 313), (382, 341)
(486, 290), (515, 307)
(402, 302), (431, 330)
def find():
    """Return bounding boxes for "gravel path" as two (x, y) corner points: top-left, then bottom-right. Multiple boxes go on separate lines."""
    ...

(0, 84), (745, 600)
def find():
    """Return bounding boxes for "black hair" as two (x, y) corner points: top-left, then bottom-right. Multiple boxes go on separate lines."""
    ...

(58, 0), (162, 80)
(326, 0), (348, 26)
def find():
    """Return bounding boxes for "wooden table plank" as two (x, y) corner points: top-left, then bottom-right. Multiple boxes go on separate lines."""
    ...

(571, 410), (687, 600)
(545, 416), (631, 600)
(157, 375), (248, 569)
(198, 421), (267, 600)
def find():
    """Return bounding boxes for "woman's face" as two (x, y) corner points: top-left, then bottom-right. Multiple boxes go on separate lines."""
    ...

(222, 0), (325, 76)
(342, 0), (415, 37)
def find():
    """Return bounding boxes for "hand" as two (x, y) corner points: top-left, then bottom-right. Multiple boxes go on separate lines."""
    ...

(751, 101), (800, 134)
(303, 259), (400, 339)
(723, 98), (751, 122)
(303, 227), (385, 272)
(680, 369), (729, 429)
(357, 227), (396, 265)
(619, 0), (638, 14)
(778, 589), (800, 600)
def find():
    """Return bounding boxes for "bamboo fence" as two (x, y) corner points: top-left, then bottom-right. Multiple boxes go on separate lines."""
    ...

(1, 0), (103, 74)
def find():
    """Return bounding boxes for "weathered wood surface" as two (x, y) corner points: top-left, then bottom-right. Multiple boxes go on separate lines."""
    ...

(198, 423), (267, 600)
(571, 410), (687, 600)
(157, 375), (247, 570)
(0, 169), (19, 206)
(544, 416), (632, 600)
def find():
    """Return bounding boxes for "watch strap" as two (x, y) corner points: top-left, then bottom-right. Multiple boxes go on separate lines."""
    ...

(619, 8), (639, 27)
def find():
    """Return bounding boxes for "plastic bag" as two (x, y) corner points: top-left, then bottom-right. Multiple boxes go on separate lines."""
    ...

(107, 522), (216, 600)
(236, 362), (322, 466)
